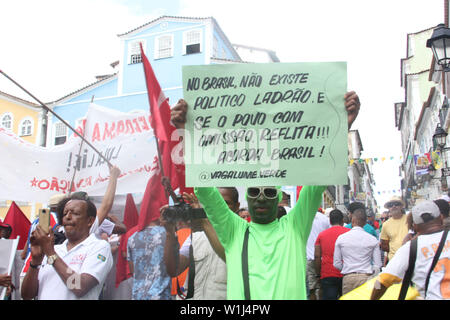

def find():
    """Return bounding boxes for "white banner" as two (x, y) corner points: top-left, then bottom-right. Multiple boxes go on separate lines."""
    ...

(0, 103), (162, 203)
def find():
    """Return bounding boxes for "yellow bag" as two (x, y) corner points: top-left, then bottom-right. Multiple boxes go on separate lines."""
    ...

(339, 277), (420, 300)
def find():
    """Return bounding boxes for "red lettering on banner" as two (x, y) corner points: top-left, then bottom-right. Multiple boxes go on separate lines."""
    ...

(139, 116), (150, 131)
(133, 118), (142, 133)
(30, 177), (38, 187)
(50, 177), (60, 191)
(38, 179), (50, 190)
(125, 120), (135, 134)
(86, 115), (154, 141)
(91, 123), (101, 142)
(103, 122), (116, 140)
(117, 120), (125, 135)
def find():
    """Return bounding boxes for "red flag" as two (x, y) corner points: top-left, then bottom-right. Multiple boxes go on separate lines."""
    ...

(3, 201), (31, 250)
(137, 44), (190, 231)
(122, 194), (139, 231)
(140, 43), (172, 142)
(114, 194), (139, 288)
(115, 225), (138, 288)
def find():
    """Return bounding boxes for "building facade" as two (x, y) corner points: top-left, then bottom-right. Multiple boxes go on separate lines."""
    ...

(0, 91), (43, 220)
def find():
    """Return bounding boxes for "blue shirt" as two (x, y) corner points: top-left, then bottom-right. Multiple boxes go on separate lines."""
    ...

(345, 223), (378, 239)
(127, 226), (171, 300)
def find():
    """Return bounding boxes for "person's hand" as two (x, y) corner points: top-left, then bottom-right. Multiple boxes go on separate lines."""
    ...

(109, 165), (121, 179)
(31, 226), (55, 257)
(182, 192), (201, 209)
(107, 214), (119, 224)
(344, 91), (360, 129)
(0, 274), (11, 287)
(171, 99), (187, 129)
(29, 229), (45, 265)
(159, 205), (176, 234)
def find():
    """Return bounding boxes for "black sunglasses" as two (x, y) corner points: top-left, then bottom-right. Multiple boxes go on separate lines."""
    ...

(386, 201), (402, 208)
(247, 187), (279, 200)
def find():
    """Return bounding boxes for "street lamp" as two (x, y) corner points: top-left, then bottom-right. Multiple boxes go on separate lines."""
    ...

(427, 24), (450, 71)
(433, 124), (448, 150)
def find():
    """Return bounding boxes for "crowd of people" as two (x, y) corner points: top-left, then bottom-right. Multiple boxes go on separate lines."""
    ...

(1, 91), (449, 300)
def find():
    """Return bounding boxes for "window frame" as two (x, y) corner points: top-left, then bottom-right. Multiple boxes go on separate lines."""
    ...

(1, 112), (13, 131)
(54, 122), (68, 145)
(183, 29), (202, 55)
(19, 117), (34, 137)
(128, 39), (146, 65)
(154, 34), (174, 60)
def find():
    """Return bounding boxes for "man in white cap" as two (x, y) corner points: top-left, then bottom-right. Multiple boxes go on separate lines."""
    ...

(380, 196), (409, 264)
(371, 200), (448, 300)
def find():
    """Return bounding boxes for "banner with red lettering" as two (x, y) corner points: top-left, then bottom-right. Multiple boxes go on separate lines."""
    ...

(0, 103), (164, 202)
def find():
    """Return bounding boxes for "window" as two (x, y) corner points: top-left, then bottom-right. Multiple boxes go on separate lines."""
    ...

(183, 29), (202, 55)
(1, 113), (13, 130)
(19, 118), (33, 136)
(128, 40), (145, 64)
(54, 122), (67, 145)
(155, 34), (173, 59)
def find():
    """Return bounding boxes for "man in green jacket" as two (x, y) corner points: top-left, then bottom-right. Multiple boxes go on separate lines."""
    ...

(171, 92), (360, 299)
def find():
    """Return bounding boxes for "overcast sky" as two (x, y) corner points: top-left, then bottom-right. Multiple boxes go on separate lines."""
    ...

(0, 0), (444, 210)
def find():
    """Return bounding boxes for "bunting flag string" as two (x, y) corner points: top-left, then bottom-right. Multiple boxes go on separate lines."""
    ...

(350, 189), (402, 202)
(349, 156), (401, 165)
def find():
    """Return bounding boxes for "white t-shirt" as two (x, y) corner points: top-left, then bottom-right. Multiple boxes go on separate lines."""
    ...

(379, 231), (450, 300)
(37, 233), (113, 300)
(89, 216), (115, 237)
(306, 212), (330, 260)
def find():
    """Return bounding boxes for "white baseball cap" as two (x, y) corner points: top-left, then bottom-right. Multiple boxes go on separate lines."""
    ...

(411, 200), (441, 224)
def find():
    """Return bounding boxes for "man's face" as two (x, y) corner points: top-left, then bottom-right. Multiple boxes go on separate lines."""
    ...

(247, 187), (279, 224)
(219, 188), (240, 213)
(62, 199), (94, 241)
(239, 210), (251, 221)
(386, 201), (404, 217)
(0, 226), (11, 239)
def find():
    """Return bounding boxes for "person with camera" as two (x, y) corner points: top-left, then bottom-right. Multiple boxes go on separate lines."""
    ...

(162, 188), (240, 300)
(170, 92), (360, 299)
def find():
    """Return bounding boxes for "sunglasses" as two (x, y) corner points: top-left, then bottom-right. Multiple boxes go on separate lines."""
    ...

(247, 187), (279, 200)
(386, 201), (402, 209)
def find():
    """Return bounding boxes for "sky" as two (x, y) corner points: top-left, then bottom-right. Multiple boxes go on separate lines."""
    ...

(0, 0), (444, 211)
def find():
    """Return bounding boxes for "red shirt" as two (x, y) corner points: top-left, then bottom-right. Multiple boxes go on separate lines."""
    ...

(315, 225), (350, 279)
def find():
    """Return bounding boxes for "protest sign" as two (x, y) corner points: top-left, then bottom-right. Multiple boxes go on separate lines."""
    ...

(182, 62), (348, 187)
(0, 237), (19, 300)
(0, 104), (161, 203)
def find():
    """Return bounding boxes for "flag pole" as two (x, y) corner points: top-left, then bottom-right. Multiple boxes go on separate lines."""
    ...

(0, 69), (113, 167)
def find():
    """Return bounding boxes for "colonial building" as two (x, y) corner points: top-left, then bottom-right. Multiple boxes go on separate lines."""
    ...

(0, 91), (43, 220)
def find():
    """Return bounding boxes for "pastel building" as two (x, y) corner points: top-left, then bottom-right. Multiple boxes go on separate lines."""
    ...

(46, 16), (262, 146)
(0, 91), (44, 220)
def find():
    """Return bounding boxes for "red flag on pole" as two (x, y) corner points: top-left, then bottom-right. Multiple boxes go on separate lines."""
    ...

(115, 194), (139, 288)
(3, 201), (31, 250)
(137, 43), (190, 231)
(115, 43), (192, 288)
(115, 225), (138, 288)
(140, 43), (172, 142)
(122, 194), (139, 231)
